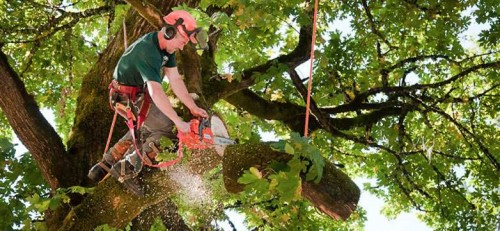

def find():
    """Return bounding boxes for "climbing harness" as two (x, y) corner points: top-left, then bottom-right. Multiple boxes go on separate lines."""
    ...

(106, 80), (182, 172)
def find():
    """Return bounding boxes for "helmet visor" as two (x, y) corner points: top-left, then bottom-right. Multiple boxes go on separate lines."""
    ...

(193, 29), (209, 50)
(180, 25), (209, 50)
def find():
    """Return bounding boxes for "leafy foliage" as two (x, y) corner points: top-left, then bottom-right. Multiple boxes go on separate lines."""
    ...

(0, 138), (48, 230)
(0, 0), (499, 230)
(270, 132), (325, 183)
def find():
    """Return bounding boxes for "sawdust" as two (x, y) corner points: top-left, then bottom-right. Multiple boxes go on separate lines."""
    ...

(166, 165), (212, 206)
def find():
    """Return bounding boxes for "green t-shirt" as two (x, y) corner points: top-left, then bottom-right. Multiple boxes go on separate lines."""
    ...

(113, 32), (176, 86)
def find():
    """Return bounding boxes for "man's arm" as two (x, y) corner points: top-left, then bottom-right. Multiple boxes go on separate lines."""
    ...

(163, 67), (208, 117)
(146, 80), (190, 133)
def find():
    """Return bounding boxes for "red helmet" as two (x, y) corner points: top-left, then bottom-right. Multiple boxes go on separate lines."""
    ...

(163, 10), (199, 44)
(162, 10), (209, 50)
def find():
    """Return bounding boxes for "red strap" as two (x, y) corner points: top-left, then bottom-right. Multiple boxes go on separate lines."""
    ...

(110, 80), (141, 101)
(103, 110), (119, 155)
(125, 119), (183, 168)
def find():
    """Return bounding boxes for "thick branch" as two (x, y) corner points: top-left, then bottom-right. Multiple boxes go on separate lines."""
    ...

(224, 89), (409, 133)
(289, 68), (332, 133)
(60, 148), (221, 230)
(386, 54), (458, 73)
(219, 26), (312, 98)
(61, 143), (358, 229)
(131, 198), (191, 230)
(124, 0), (164, 29)
(355, 61), (500, 103)
(0, 49), (76, 189)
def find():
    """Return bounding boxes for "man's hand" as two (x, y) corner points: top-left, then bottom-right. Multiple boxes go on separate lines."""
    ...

(190, 106), (208, 118)
(174, 120), (191, 134)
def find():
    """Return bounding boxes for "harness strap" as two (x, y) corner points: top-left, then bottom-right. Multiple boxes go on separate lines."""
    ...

(109, 80), (142, 101)
(104, 110), (119, 156)
(137, 92), (151, 128)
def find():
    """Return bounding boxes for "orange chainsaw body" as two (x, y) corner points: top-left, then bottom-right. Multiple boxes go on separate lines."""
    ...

(177, 118), (214, 150)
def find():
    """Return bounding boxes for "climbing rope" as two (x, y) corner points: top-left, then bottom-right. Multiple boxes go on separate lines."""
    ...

(304, 0), (319, 137)
(103, 19), (130, 156)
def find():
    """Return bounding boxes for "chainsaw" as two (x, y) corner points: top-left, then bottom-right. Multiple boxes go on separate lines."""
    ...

(177, 116), (236, 151)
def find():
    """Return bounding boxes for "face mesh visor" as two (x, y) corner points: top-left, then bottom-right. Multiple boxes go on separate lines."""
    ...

(194, 29), (209, 50)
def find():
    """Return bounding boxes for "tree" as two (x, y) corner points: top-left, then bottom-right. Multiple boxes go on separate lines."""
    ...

(0, 0), (498, 230)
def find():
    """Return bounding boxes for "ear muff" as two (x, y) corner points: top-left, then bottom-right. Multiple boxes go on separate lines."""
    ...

(162, 18), (184, 40)
(163, 25), (176, 40)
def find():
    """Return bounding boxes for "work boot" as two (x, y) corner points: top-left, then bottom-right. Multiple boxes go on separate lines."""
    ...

(109, 140), (133, 162)
(87, 140), (133, 182)
(87, 162), (111, 182)
(109, 159), (144, 196)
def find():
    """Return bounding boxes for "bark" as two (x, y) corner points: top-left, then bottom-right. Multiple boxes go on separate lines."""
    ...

(0, 50), (76, 190)
(130, 198), (191, 231)
(224, 89), (408, 134)
(60, 148), (220, 230)
(222, 143), (359, 220)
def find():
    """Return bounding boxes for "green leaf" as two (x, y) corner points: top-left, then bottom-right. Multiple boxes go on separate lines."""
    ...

(68, 186), (94, 195)
(48, 197), (61, 211)
(238, 170), (260, 185)
(284, 143), (295, 154)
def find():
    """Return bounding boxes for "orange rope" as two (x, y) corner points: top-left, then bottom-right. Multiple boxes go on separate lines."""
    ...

(104, 22), (128, 155)
(104, 110), (118, 154)
(304, 0), (320, 137)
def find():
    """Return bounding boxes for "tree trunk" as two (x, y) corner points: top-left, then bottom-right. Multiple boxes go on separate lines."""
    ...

(0, 50), (76, 190)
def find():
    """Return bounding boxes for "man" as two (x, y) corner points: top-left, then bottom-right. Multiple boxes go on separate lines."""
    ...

(88, 10), (208, 195)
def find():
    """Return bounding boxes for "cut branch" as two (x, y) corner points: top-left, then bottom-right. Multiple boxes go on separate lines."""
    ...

(222, 143), (360, 220)
(61, 144), (359, 229)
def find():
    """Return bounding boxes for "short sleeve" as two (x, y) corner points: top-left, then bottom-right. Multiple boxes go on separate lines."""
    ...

(162, 53), (176, 68)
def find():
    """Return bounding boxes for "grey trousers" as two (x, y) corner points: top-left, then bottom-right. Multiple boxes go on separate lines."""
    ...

(105, 96), (177, 171)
